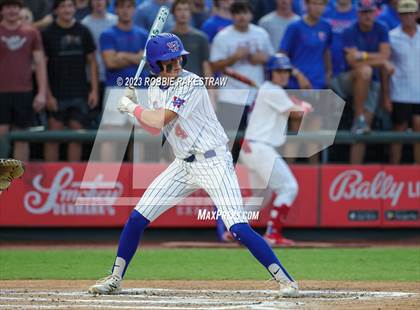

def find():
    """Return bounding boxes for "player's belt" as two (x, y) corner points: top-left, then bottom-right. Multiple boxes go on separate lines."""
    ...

(183, 146), (227, 162)
(183, 150), (217, 162)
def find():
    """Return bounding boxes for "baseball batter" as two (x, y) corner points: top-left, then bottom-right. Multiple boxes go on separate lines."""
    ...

(240, 54), (312, 246)
(88, 33), (298, 297)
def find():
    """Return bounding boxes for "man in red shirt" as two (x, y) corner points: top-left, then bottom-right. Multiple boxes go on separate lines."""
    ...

(0, 0), (47, 160)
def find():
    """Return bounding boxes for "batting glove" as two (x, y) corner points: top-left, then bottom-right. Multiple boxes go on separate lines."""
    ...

(117, 96), (138, 115)
(124, 86), (138, 103)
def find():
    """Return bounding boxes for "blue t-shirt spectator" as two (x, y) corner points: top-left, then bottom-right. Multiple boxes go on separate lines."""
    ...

(280, 19), (332, 89)
(201, 15), (232, 43)
(133, 0), (175, 32)
(100, 25), (148, 86)
(377, 4), (400, 30)
(342, 21), (389, 81)
(323, 6), (357, 76)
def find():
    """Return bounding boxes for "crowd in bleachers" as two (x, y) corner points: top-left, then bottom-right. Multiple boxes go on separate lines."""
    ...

(0, 0), (419, 163)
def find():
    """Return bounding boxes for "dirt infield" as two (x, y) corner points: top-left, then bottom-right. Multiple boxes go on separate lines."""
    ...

(1, 280), (419, 309)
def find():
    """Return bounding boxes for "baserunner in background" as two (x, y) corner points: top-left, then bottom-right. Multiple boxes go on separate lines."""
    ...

(240, 53), (312, 246)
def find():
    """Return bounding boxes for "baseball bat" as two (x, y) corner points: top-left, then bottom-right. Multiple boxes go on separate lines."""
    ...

(223, 68), (314, 113)
(223, 68), (258, 88)
(125, 6), (169, 118)
(134, 6), (170, 81)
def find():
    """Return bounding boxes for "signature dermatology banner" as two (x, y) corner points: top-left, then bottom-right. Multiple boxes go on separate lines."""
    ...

(0, 164), (418, 228)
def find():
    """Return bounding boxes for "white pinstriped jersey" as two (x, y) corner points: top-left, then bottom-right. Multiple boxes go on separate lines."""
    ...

(148, 70), (228, 158)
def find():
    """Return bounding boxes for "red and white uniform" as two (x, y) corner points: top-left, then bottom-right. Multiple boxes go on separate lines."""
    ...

(240, 81), (298, 210)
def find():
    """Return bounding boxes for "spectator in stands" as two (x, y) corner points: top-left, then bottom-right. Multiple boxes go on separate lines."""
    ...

(190, 0), (210, 28)
(378, 0), (400, 30)
(19, 6), (33, 24)
(43, 0), (98, 161)
(82, 0), (117, 111)
(336, 0), (393, 164)
(383, 0), (419, 163)
(259, 0), (300, 50)
(133, 0), (174, 32)
(201, 0), (233, 42)
(323, 0), (357, 77)
(0, 0), (47, 161)
(210, 0), (274, 160)
(100, 0), (147, 89)
(323, 0), (356, 156)
(22, 0), (52, 29)
(171, 0), (212, 77)
(280, 0), (331, 163)
(280, 0), (332, 89)
(75, 0), (91, 20)
(99, 0), (148, 161)
(100, 0), (147, 88)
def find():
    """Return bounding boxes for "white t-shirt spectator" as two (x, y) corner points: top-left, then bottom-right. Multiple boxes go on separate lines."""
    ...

(390, 25), (420, 104)
(210, 24), (274, 105)
(258, 12), (300, 50)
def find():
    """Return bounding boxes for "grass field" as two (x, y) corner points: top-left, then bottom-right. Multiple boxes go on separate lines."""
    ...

(1, 247), (419, 282)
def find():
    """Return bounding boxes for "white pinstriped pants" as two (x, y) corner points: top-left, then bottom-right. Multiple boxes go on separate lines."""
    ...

(135, 151), (248, 229)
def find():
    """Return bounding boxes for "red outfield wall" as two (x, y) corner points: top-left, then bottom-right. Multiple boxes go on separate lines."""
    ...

(0, 163), (418, 228)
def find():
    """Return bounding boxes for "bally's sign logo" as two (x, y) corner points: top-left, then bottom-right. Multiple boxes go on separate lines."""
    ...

(329, 170), (419, 207)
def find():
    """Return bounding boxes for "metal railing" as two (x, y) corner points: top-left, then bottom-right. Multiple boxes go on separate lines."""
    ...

(1, 130), (420, 161)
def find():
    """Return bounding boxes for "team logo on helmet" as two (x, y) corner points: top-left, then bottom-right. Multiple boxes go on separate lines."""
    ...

(167, 40), (180, 52)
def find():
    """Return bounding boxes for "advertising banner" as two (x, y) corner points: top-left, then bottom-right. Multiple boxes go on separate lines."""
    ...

(1, 163), (418, 228)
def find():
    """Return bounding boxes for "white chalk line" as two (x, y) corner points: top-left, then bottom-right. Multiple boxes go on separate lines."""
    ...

(0, 288), (415, 299)
(0, 289), (277, 300)
(0, 296), (264, 306)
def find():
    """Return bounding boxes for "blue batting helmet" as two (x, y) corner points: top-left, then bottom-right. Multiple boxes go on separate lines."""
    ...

(266, 53), (292, 72)
(146, 33), (190, 74)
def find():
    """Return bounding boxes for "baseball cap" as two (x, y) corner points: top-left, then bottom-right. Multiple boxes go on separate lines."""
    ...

(357, 0), (377, 11)
(398, 0), (419, 13)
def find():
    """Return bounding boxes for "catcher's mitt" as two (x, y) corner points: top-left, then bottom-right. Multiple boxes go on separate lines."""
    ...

(0, 159), (25, 191)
